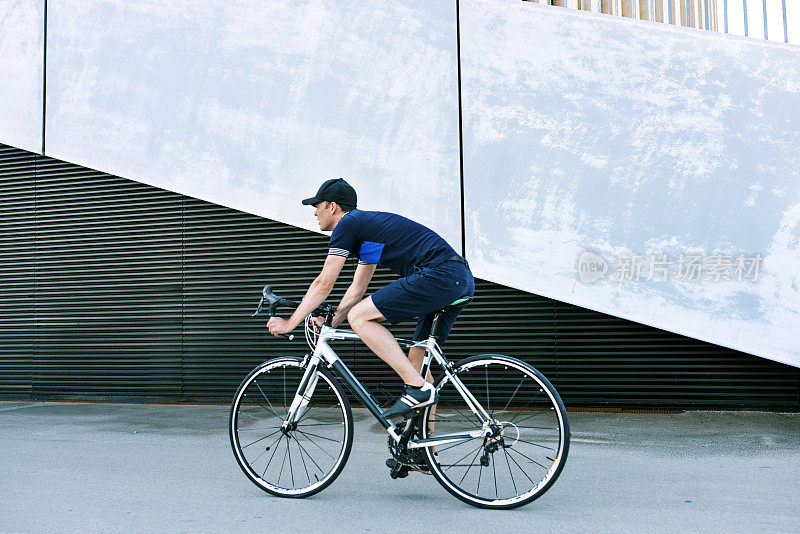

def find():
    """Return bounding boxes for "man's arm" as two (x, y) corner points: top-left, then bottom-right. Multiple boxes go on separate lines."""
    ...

(267, 255), (346, 336)
(330, 263), (377, 328)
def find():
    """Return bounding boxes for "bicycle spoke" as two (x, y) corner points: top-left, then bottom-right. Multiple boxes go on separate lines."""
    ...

(295, 430), (338, 461)
(277, 435), (289, 485)
(504, 447), (537, 485)
(286, 435), (295, 487)
(458, 445), (486, 486)
(504, 445), (548, 471)
(507, 395), (549, 425)
(248, 441), (272, 466)
(242, 429), (281, 449)
(513, 423), (555, 430)
(295, 429), (341, 443)
(289, 433), (328, 475)
(501, 377), (526, 413)
(430, 438), (475, 455)
(236, 411), (267, 420)
(294, 434), (312, 484)
(485, 367), (490, 415)
(476, 455), (483, 494)
(510, 411), (554, 427)
(503, 447), (518, 494)
(295, 407), (346, 426)
(507, 437), (557, 451)
(262, 433), (285, 477)
(245, 399), (283, 421)
(443, 442), (484, 473)
(446, 407), (482, 429)
(491, 450), (498, 498)
(255, 380), (283, 419)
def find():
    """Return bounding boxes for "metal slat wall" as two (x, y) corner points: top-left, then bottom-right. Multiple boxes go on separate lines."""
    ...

(0, 143), (798, 409)
(1, 145), (185, 399)
(0, 147), (36, 396)
(552, 302), (800, 407)
(34, 160), (183, 398)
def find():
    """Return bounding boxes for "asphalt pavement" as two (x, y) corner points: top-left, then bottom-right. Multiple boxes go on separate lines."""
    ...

(1, 401), (798, 533)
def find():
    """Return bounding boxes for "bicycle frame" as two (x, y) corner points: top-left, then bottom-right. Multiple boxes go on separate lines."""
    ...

(282, 324), (493, 448)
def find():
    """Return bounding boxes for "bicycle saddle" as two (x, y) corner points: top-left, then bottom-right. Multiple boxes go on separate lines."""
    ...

(434, 295), (473, 314)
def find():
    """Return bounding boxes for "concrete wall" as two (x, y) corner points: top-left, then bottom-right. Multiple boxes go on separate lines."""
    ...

(461, 0), (800, 367)
(0, 0), (43, 154)
(0, 0), (798, 367)
(43, 0), (461, 246)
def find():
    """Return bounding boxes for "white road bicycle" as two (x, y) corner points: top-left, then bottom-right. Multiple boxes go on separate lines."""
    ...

(229, 285), (570, 509)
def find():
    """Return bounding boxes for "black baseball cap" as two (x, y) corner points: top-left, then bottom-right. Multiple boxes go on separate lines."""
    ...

(301, 178), (357, 207)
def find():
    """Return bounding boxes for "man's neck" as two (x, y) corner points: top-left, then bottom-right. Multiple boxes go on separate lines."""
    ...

(330, 210), (349, 230)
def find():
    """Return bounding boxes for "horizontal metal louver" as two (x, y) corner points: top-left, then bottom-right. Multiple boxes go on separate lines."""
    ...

(0, 147), (37, 396)
(0, 143), (798, 409)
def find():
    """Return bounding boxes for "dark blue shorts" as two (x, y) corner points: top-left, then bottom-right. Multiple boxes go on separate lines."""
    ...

(371, 260), (475, 343)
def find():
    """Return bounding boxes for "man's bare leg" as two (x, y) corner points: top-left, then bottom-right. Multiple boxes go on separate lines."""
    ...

(408, 346), (432, 383)
(348, 297), (424, 387)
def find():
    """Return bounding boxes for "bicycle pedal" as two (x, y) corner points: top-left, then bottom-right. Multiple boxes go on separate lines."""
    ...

(387, 459), (410, 479)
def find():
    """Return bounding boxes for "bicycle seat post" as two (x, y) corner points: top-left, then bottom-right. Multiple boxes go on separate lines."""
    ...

(429, 312), (444, 341)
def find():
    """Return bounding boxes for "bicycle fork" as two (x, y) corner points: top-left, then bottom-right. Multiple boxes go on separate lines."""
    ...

(281, 354), (320, 431)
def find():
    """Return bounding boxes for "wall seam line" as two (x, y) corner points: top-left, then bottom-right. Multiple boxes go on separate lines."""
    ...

(456, 0), (466, 259)
(41, 0), (47, 155)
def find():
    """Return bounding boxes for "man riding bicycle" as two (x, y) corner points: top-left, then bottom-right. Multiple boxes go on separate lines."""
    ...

(267, 178), (475, 418)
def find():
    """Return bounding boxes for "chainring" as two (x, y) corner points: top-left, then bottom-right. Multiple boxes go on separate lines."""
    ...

(387, 435), (414, 466)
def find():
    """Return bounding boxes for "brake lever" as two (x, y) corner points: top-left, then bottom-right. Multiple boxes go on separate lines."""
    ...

(252, 297), (264, 317)
(263, 297), (295, 340)
(256, 286), (297, 340)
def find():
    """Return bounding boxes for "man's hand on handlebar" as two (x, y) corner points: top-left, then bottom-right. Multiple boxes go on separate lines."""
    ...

(267, 316), (294, 337)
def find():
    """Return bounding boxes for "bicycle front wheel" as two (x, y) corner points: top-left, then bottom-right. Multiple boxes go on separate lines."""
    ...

(229, 357), (353, 498)
(422, 354), (569, 509)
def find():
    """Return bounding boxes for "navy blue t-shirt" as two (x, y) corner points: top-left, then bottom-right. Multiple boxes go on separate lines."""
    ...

(328, 210), (456, 277)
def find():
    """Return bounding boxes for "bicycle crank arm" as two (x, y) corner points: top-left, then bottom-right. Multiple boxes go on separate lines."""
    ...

(406, 429), (484, 449)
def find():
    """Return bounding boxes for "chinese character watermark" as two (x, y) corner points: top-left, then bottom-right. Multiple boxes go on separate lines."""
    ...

(576, 251), (763, 284)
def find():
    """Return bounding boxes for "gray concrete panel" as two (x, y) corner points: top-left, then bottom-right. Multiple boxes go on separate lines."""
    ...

(461, 0), (800, 367)
(44, 0), (461, 247)
(0, 0), (43, 154)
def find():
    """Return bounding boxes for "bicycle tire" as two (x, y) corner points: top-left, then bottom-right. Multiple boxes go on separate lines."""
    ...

(422, 354), (569, 509)
(229, 357), (353, 498)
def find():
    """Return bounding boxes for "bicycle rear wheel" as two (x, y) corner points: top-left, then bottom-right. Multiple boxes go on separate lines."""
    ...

(229, 357), (353, 498)
(422, 354), (569, 509)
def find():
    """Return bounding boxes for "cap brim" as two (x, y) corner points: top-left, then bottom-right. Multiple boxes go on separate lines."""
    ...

(301, 196), (322, 205)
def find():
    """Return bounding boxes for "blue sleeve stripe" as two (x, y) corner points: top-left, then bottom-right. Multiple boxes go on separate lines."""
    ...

(328, 247), (350, 257)
(359, 241), (385, 265)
